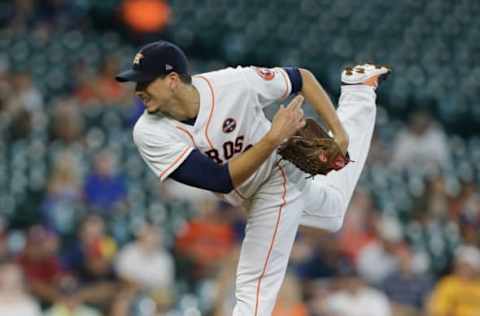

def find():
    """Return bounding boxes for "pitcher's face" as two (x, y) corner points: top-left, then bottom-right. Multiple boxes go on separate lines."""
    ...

(135, 73), (180, 115)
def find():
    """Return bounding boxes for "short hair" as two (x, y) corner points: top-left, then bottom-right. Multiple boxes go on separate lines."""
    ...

(178, 73), (192, 84)
(164, 71), (191, 84)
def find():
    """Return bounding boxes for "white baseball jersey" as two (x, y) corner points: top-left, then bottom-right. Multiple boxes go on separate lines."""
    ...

(133, 66), (295, 205)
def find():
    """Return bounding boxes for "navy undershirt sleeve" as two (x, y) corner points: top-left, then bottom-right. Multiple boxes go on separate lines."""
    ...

(169, 149), (234, 194)
(283, 67), (303, 95)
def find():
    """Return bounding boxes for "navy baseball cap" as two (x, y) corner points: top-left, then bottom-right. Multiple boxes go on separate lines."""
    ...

(115, 41), (190, 83)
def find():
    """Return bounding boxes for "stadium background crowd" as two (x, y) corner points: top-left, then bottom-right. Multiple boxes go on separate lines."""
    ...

(1, 0), (480, 315)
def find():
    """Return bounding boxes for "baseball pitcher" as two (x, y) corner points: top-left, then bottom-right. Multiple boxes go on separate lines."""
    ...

(116, 41), (390, 316)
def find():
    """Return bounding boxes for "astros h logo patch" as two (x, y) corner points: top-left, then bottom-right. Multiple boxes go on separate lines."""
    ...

(133, 52), (144, 65)
(223, 118), (237, 133)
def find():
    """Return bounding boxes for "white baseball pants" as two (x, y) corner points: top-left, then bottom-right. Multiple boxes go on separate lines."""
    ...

(232, 85), (377, 316)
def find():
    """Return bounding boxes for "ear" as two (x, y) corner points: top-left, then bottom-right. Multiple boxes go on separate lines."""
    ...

(167, 72), (180, 90)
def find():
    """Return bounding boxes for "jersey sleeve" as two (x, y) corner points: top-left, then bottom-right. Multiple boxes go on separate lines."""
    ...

(133, 125), (194, 182)
(241, 66), (292, 108)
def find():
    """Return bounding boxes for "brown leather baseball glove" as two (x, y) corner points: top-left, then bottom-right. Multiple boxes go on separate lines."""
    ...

(278, 118), (351, 177)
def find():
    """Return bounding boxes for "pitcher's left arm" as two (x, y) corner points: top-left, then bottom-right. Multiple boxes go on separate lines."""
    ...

(299, 68), (349, 155)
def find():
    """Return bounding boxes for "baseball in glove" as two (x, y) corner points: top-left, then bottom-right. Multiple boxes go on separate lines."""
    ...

(278, 118), (351, 177)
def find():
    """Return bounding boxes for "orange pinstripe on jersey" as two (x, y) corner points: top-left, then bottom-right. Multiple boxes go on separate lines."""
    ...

(159, 146), (191, 178)
(176, 126), (199, 147)
(254, 164), (288, 316)
(196, 75), (215, 149)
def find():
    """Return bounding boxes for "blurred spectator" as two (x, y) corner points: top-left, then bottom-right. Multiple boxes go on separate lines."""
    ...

(423, 175), (451, 219)
(212, 246), (240, 316)
(0, 72), (43, 141)
(402, 177), (460, 275)
(366, 132), (391, 167)
(17, 225), (63, 304)
(0, 260), (42, 316)
(451, 180), (480, 220)
(391, 110), (450, 172)
(319, 269), (392, 316)
(115, 223), (175, 305)
(62, 215), (118, 312)
(356, 217), (405, 286)
(272, 273), (308, 316)
(405, 204), (460, 276)
(450, 181), (480, 245)
(427, 245), (480, 316)
(114, 224), (175, 315)
(308, 280), (333, 316)
(40, 150), (84, 237)
(86, 56), (130, 105)
(7, 107), (33, 141)
(290, 233), (351, 281)
(72, 56), (131, 106)
(50, 98), (85, 145)
(382, 249), (433, 316)
(73, 61), (101, 107)
(83, 149), (128, 215)
(44, 275), (101, 316)
(176, 199), (235, 283)
(10, 72), (43, 112)
(338, 189), (378, 262)
(62, 214), (116, 266)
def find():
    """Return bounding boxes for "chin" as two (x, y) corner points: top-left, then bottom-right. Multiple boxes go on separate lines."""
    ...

(147, 108), (160, 114)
